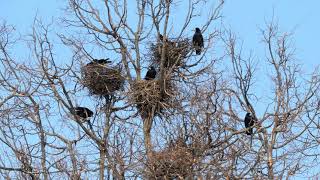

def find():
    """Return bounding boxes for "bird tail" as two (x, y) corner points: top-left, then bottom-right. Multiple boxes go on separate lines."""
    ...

(196, 49), (201, 55)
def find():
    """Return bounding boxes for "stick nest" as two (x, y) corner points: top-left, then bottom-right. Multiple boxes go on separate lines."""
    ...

(150, 38), (191, 68)
(81, 63), (125, 96)
(130, 79), (175, 119)
(146, 141), (195, 179)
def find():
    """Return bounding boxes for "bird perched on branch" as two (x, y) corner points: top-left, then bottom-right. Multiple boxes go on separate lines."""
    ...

(74, 106), (94, 130)
(74, 107), (93, 119)
(244, 112), (256, 135)
(192, 28), (204, 55)
(145, 66), (157, 80)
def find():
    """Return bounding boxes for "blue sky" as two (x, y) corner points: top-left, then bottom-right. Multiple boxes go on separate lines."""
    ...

(1, 0), (319, 179)
(0, 0), (63, 28)
(223, 0), (320, 70)
(1, 0), (319, 68)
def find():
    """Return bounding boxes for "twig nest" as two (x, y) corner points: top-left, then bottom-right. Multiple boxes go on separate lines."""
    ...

(130, 79), (174, 119)
(145, 141), (195, 179)
(81, 62), (125, 96)
(150, 38), (191, 68)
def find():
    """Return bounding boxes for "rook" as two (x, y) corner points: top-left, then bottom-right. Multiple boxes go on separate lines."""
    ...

(192, 28), (204, 55)
(74, 107), (94, 119)
(145, 66), (157, 80)
(244, 112), (255, 135)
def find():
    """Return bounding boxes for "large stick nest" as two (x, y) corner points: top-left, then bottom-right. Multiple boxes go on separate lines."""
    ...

(145, 140), (195, 179)
(130, 79), (175, 120)
(150, 38), (191, 68)
(81, 63), (125, 96)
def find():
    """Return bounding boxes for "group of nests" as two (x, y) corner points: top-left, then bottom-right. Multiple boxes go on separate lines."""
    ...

(79, 28), (204, 120)
(133, 31), (203, 120)
(140, 29), (205, 179)
(78, 29), (205, 178)
(136, 31), (204, 178)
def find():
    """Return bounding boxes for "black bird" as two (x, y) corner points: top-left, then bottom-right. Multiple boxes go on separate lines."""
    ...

(159, 34), (164, 42)
(192, 28), (204, 55)
(244, 112), (255, 135)
(159, 34), (175, 46)
(94, 58), (112, 64)
(74, 107), (93, 119)
(145, 66), (157, 80)
(88, 58), (112, 65)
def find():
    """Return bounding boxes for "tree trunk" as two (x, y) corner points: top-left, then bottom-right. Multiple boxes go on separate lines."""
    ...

(143, 116), (154, 159)
(99, 145), (106, 180)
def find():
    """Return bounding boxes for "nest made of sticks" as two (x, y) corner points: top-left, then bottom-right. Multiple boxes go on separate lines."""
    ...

(130, 79), (175, 120)
(81, 62), (125, 96)
(150, 38), (191, 68)
(145, 141), (195, 179)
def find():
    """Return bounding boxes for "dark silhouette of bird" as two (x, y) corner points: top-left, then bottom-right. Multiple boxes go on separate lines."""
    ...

(192, 28), (204, 55)
(74, 107), (93, 119)
(74, 107), (94, 130)
(244, 112), (256, 135)
(88, 58), (112, 65)
(95, 59), (112, 64)
(159, 34), (175, 46)
(159, 34), (164, 42)
(144, 66), (157, 80)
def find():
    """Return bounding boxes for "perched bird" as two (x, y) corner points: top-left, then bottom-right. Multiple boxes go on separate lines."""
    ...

(192, 28), (204, 55)
(74, 107), (93, 119)
(88, 58), (112, 65)
(95, 59), (112, 64)
(244, 112), (256, 135)
(159, 34), (164, 42)
(159, 34), (175, 46)
(145, 66), (157, 80)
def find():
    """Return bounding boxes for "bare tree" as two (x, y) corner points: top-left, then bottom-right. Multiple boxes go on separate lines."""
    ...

(1, 0), (320, 179)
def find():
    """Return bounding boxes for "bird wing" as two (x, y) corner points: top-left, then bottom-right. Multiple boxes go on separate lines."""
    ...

(193, 34), (199, 45)
(146, 71), (151, 77)
(249, 117), (256, 126)
(193, 33), (204, 47)
(199, 34), (204, 47)
(244, 116), (251, 127)
(193, 34), (197, 43)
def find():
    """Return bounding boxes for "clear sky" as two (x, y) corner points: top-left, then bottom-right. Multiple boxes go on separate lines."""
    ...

(1, 0), (319, 179)
(223, 0), (320, 70)
(1, 0), (319, 68)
